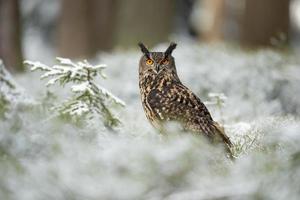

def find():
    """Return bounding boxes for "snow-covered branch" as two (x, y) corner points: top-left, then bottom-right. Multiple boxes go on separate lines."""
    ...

(24, 57), (125, 127)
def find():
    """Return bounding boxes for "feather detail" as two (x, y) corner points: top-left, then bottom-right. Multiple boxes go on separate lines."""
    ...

(213, 121), (234, 159)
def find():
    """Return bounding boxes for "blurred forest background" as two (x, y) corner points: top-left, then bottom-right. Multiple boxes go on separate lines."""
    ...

(0, 0), (299, 73)
(2, 1), (300, 199)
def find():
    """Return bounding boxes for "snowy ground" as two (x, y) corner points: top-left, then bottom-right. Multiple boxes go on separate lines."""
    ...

(1, 42), (300, 200)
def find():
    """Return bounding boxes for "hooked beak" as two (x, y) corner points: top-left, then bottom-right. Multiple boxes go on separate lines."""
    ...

(155, 63), (160, 72)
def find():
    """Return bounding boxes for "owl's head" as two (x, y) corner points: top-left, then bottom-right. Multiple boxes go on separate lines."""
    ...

(138, 42), (177, 76)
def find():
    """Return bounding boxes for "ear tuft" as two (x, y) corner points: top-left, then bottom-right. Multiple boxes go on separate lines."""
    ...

(165, 42), (177, 56)
(138, 42), (150, 57)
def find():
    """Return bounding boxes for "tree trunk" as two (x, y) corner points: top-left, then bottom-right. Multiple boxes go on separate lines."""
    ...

(0, 0), (24, 72)
(90, 0), (116, 52)
(57, 0), (116, 58)
(113, 0), (175, 48)
(241, 0), (290, 47)
(58, 0), (92, 58)
(200, 0), (225, 42)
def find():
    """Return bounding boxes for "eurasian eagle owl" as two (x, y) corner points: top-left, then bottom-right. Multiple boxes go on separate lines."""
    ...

(138, 42), (233, 157)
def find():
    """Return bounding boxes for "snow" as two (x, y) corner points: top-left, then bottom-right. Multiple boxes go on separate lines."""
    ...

(0, 60), (35, 114)
(25, 58), (107, 86)
(97, 84), (126, 107)
(65, 101), (89, 116)
(23, 57), (124, 125)
(71, 82), (90, 93)
(1, 43), (300, 199)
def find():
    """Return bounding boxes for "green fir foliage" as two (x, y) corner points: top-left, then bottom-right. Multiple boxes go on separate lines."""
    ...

(24, 57), (125, 127)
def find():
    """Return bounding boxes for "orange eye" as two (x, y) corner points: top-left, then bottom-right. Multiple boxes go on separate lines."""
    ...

(146, 59), (154, 65)
(162, 59), (169, 65)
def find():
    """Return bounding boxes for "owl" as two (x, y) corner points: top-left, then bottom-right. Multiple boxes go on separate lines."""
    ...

(138, 42), (233, 157)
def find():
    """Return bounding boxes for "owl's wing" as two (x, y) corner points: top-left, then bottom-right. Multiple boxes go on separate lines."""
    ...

(147, 83), (231, 142)
(147, 83), (212, 130)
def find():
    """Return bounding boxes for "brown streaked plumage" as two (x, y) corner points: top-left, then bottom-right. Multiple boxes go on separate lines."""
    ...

(138, 42), (233, 157)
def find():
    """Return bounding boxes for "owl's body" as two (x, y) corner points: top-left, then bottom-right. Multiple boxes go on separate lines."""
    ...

(138, 43), (233, 155)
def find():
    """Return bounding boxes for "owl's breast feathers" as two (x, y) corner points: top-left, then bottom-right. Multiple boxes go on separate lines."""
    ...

(140, 72), (232, 149)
